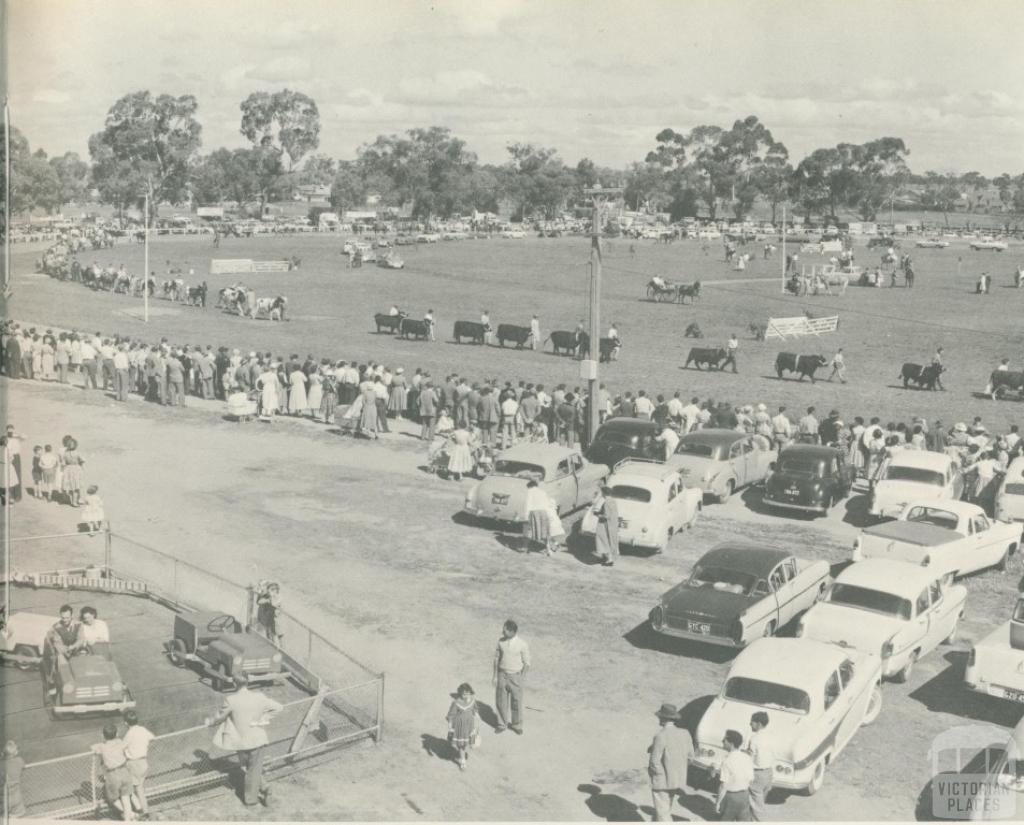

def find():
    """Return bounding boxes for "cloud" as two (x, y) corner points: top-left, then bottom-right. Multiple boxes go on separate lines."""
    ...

(435, 0), (529, 35)
(32, 89), (71, 105)
(396, 70), (528, 106)
(248, 56), (313, 84)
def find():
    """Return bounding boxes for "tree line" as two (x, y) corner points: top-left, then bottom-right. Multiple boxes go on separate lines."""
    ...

(3, 87), (1024, 226)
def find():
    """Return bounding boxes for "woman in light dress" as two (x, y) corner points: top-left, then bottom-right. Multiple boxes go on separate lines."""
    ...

(357, 384), (379, 439)
(276, 361), (290, 414)
(257, 365), (281, 421)
(31, 335), (43, 378)
(288, 366), (308, 415)
(447, 427), (476, 481)
(388, 368), (408, 420)
(306, 369), (323, 419)
(56, 334), (71, 384)
(61, 438), (85, 507)
(40, 335), (56, 381)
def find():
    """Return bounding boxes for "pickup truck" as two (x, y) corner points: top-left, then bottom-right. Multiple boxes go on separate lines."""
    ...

(852, 499), (1021, 579)
(965, 597), (1024, 704)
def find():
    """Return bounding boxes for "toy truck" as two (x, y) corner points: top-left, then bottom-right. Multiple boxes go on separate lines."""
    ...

(166, 610), (285, 691)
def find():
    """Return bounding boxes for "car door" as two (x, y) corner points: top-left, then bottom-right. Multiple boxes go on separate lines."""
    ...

(821, 669), (848, 752)
(969, 513), (1004, 571)
(924, 578), (957, 652)
(548, 458), (575, 512)
(774, 558), (802, 624)
(728, 440), (747, 487)
(912, 585), (932, 652)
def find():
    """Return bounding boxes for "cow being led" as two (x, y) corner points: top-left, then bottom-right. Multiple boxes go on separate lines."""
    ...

(775, 352), (828, 383)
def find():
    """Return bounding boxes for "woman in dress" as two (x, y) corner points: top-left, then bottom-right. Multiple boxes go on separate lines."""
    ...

(40, 335), (56, 381)
(445, 683), (480, 771)
(55, 334), (71, 384)
(306, 369), (322, 419)
(357, 383), (379, 439)
(31, 335), (43, 378)
(319, 366), (338, 423)
(447, 427), (476, 481)
(69, 334), (83, 377)
(523, 480), (551, 554)
(388, 368), (408, 419)
(276, 362), (290, 414)
(256, 365), (280, 421)
(61, 438), (85, 507)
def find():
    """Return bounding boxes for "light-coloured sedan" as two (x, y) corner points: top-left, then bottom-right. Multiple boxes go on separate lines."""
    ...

(668, 430), (775, 503)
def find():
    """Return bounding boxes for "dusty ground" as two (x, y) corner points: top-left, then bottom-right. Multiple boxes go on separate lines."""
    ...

(4, 234), (1024, 821)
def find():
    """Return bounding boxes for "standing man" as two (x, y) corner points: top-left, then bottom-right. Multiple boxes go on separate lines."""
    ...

(529, 315), (541, 351)
(122, 710), (155, 818)
(418, 380), (437, 441)
(607, 321), (621, 361)
(721, 334), (739, 374)
(478, 386), (500, 447)
(204, 674), (282, 807)
(480, 309), (493, 346)
(932, 346), (945, 391)
(798, 406), (820, 444)
(424, 309), (436, 342)
(4, 425), (23, 503)
(716, 729), (754, 821)
(165, 353), (185, 407)
(771, 406), (792, 450)
(827, 348), (847, 384)
(590, 486), (619, 567)
(655, 422), (680, 461)
(648, 703), (693, 822)
(746, 712), (773, 821)
(113, 344), (131, 402)
(500, 391), (519, 448)
(493, 620), (530, 735)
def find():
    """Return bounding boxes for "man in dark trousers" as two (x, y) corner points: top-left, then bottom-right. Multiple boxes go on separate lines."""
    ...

(648, 703), (693, 821)
(493, 619), (530, 735)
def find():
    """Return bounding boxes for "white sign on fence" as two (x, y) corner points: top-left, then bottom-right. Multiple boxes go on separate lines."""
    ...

(210, 258), (254, 274)
(252, 260), (292, 272)
(765, 315), (840, 340)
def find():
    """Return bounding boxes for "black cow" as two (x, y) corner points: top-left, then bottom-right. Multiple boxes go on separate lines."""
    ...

(547, 330), (587, 356)
(497, 323), (532, 348)
(399, 318), (432, 340)
(453, 320), (486, 344)
(901, 362), (944, 390)
(684, 322), (703, 339)
(374, 312), (407, 334)
(990, 370), (1024, 399)
(596, 338), (620, 363)
(684, 347), (726, 370)
(775, 352), (828, 383)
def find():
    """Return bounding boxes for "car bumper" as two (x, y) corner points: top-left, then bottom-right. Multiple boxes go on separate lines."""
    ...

(763, 496), (827, 514)
(463, 505), (522, 525)
(690, 757), (808, 790)
(53, 697), (136, 715)
(651, 620), (741, 647)
(964, 674), (1024, 703)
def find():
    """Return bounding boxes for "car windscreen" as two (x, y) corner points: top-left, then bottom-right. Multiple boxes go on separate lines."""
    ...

(723, 676), (811, 714)
(1005, 483), (1024, 496)
(493, 461), (545, 481)
(688, 565), (756, 596)
(778, 459), (822, 477)
(595, 431), (639, 447)
(904, 506), (959, 530)
(827, 583), (912, 620)
(1013, 600), (1024, 623)
(884, 466), (945, 486)
(676, 442), (718, 459)
(610, 485), (652, 503)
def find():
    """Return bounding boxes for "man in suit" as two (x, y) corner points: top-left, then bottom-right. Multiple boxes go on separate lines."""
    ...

(648, 703), (694, 821)
(205, 674), (283, 806)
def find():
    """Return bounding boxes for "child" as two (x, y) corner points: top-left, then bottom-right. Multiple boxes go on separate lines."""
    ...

(38, 445), (58, 502)
(82, 485), (105, 534)
(3, 740), (26, 817)
(31, 446), (43, 498)
(255, 581), (283, 645)
(91, 724), (134, 820)
(436, 408), (454, 435)
(445, 683), (480, 771)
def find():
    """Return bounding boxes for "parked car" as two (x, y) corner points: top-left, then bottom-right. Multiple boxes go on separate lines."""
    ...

(668, 430), (775, 503)
(798, 559), (966, 682)
(971, 239), (1008, 251)
(0, 611), (50, 668)
(965, 596), (1024, 704)
(867, 236), (900, 249)
(463, 443), (608, 524)
(965, 716), (1024, 821)
(915, 238), (949, 248)
(762, 444), (856, 516)
(995, 457), (1024, 523)
(579, 461), (702, 553)
(167, 610), (286, 691)
(47, 643), (136, 716)
(585, 418), (661, 468)
(649, 544), (830, 646)
(868, 450), (964, 518)
(691, 637), (883, 795)
(853, 499), (1020, 578)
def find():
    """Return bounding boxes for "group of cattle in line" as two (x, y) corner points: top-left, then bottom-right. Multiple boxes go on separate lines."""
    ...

(644, 278), (702, 304)
(372, 312), (621, 362)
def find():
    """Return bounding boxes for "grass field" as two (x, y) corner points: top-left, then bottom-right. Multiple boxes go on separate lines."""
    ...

(9, 232), (1024, 433)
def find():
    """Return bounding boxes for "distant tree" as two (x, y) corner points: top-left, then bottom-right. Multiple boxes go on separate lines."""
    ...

(239, 89), (320, 212)
(504, 143), (576, 220)
(623, 161), (670, 212)
(849, 138), (910, 221)
(88, 90), (202, 224)
(647, 125), (728, 219)
(328, 160), (367, 214)
(755, 156), (793, 225)
(191, 148), (265, 207)
(48, 152), (90, 205)
(298, 153), (336, 187)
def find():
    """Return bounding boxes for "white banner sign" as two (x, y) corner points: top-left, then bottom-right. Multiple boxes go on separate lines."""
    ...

(210, 259), (254, 274)
(252, 260), (292, 272)
(765, 315), (839, 340)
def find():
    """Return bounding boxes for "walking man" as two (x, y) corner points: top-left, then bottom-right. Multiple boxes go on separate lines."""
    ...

(721, 334), (739, 374)
(204, 674), (282, 807)
(827, 348), (847, 384)
(493, 620), (530, 735)
(529, 315), (541, 351)
(424, 309), (436, 342)
(113, 344), (131, 402)
(648, 703), (693, 822)
(716, 729), (754, 821)
(746, 713), (773, 820)
(932, 346), (945, 391)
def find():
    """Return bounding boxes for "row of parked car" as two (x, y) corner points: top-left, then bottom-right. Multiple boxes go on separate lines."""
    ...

(458, 416), (1024, 800)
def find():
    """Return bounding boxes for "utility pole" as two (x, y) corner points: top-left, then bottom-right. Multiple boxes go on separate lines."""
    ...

(582, 186), (622, 445)
(3, 96), (11, 298)
(143, 180), (151, 323)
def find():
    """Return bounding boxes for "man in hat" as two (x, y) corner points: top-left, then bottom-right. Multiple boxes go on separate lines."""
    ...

(648, 703), (693, 821)
(820, 410), (842, 446)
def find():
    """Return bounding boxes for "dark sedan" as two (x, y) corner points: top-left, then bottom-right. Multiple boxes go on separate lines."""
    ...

(762, 445), (855, 515)
(585, 417), (661, 469)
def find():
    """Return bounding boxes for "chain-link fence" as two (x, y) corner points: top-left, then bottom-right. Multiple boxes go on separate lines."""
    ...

(11, 528), (384, 819)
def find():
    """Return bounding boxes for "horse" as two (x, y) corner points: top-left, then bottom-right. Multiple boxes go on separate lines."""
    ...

(677, 281), (701, 304)
(251, 296), (288, 321)
(645, 277), (677, 302)
(821, 271), (849, 296)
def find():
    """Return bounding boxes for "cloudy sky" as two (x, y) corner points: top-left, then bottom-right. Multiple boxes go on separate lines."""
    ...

(8, 0), (1024, 175)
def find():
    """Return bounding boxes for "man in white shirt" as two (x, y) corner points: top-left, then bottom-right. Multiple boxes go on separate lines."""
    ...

(113, 345), (131, 402)
(680, 397), (700, 434)
(666, 392), (685, 427)
(655, 425), (680, 461)
(634, 391), (654, 420)
(747, 712), (774, 820)
(717, 729), (754, 820)
(481, 310), (492, 345)
(80, 339), (99, 389)
(721, 334), (739, 374)
(529, 315), (541, 351)
(423, 309), (436, 341)
(798, 406), (819, 444)
(493, 620), (530, 735)
(500, 393), (519, 448)
(771, 406), (792, 449)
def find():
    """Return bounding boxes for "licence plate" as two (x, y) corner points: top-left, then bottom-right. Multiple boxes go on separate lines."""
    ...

(786, 487), (799, 495)
(1004, 688), (1024, 704)
(618, 518), (628, 528)
(491, 493), (510, 505)
(687, 620), (711, 634)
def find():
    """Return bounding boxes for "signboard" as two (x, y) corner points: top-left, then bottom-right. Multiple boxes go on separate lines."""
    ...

(252, 260), (292, 273)
(197, 207), (224, 219)
(210, 259), (254, 274)
(765, 315), (840, 340)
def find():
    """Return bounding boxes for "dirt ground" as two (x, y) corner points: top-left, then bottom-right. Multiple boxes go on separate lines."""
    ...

(5, 234), (1024, 821)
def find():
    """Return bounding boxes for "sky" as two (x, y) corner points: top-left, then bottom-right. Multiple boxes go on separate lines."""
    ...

(7, 0), (1024, 176)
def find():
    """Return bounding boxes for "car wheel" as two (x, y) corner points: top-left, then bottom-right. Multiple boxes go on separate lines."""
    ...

(168, 638), (188, 667)
(895, 652), (917, 684)
(763, 620), (777, 638)
(12, 644), (37, 671)
(805, 760), (825, 796)
(717, 480), (735, 504)
(944, 620), (959, 645)
(862, 685), (883, 725)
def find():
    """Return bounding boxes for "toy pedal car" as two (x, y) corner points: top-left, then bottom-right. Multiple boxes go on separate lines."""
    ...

(45, 643), (136, 716)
